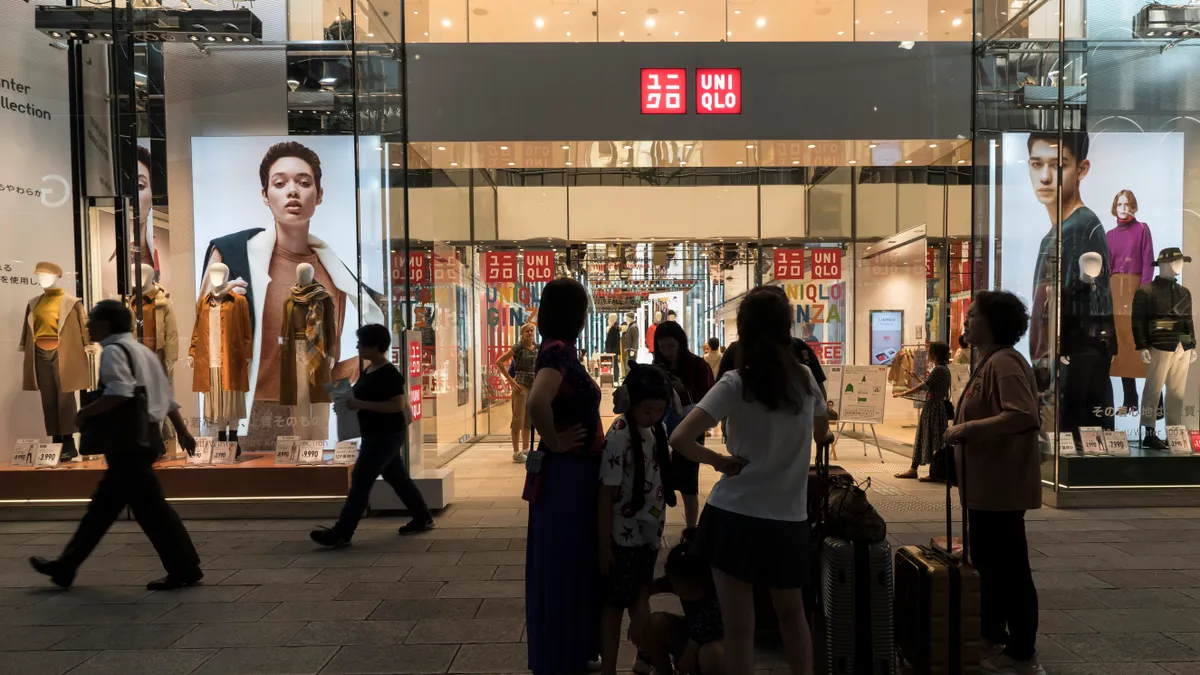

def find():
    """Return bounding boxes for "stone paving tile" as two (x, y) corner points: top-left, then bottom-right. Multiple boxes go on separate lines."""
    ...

(436, 580), (524, 599)
(36, 586), (152, 607)
(1032, 571), (1114, 590)
(336, 581), (445, 600)
(1037, 589), (1109, 611)
(474, 598), (526, 619)
(428, 538), (512, 552)
(1091, 569), (1200, 589)
(171, 621), (308, 649)
(371, 551), (465, 568)
(237, 583), (350, 603)
(287, 620), (416, 646)
(449, 642), (529, 673)
(1080, 587), (1200, 609)
(458, 551), (526, 566)
(0, 625), (85, 650)
(289, 552), (384, 568)
(191, 645), (338, 675)
(1038, 609), (1097, 634)
(66, 648), (218, 675)
(307, 567), (409, 584)
(0, 649), (96, 675)
(403, 565), (498, 582)
(53, 602), (176, 625)
(406, 618), (525, 644)
(319, 644), (459, 674)
(218, 568), (320, 585)
(155, 601), (278, 624)
(1046, 666), (1171, 675)
(1049, 633), (1200, 662)
(369, 598), (482, 621)
(263, 600), (381, 622)
(138, 585), (254, 604)
(54, 622), (199, 650)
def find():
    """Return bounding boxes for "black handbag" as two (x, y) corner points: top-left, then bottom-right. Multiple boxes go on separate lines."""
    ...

(79, 342), (151, 455)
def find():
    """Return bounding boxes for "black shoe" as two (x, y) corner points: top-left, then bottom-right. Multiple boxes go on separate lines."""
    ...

(145, 571), (203, 591)
(29, 556), (74, 588)
(1143, 434), (1170, 451)
(310, 526), (352, 548)
(398, 517), (434, 536)
(681, 527), (697, 543)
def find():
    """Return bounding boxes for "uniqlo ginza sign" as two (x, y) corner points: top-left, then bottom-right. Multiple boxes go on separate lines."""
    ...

(641, 68), (686, 114)
(641, 68), (742, 116)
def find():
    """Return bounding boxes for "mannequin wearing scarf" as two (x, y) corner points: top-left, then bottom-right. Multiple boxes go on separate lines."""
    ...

(279, 264), (337, 440)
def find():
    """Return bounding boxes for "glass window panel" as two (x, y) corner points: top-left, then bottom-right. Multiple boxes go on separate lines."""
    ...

(598, 0), (726, 42)
(727, 0), (853, 42)
(466, 0), (598, 43)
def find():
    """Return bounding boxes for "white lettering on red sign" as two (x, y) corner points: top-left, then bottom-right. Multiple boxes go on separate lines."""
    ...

(484, 251), (517, 283)
(641, 68), (686, 115)
(523, 251), (555, 283)
(410, 385), (423, 421)
(773, 249), (805, 280)
(408, 342), (422, 379)
(390, 251), (428, 284)
(696, 68), (742, 115)
(810, 249), (842, 280)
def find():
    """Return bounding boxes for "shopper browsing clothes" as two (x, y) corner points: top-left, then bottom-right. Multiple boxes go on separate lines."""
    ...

(496, 323), (538, 463)
(30, 300), (203, 591)
(944, 291), (1044, 675)
(671, 286), (830, 675)
(653, 320), (714, 534)
(524, 278), (604, 675)
(598, 364), (675, 675)
(893, 341), (952, 481)
(311, 324), (433, 547)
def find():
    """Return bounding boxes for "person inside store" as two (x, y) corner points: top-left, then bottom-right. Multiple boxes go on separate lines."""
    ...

(893, 341), (952, 481)
(702, 337), (722, 378)
(670, 286), (829, 675)
(310, 324), (433, 548)
(199, 140), (386, 446)
(953, 333), (972, 364)
(943, 291), (1044, 675)
(654, 320), (715, 535)
(29, 300), (203, 591)
(524, 278), (604, 675)
(496, 322), (539, 463)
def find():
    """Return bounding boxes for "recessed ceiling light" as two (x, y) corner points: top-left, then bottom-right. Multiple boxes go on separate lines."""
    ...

(534, 17), (544, 28)
(904, 159), (913, 164)
(391, 162), (401, 167)
(952, 17), (963, 25)
(566, 31), (571, 36)
(565, 161), (573, 166)
(424, 32), (428, 36)
(807, 144), (816, 149)
(745, 144), (755, 149)
(442, 18), (451, 27)
(674, 31), (679, 36)
(619, 31), (625, 36)
(646, 17), (656, 27)
(837, 31), (845, 35)
(367, 32), (374, 37)
(620, 9), (627, 14)
(734, 9), (741, 14)
(623, 145), (632, 150)
(623, 161), (630, 165)
(849, 160), (857, 164)
(736, 160), (744, 165)
(727, 31), (732, 36)
(508, 162), (516, 166)
(756, 17), (766, 27)
(868, 143), (878, 148)
(561, 145), (569, 150)
(896, 20), (901, 24)
(437, 146), (446, 151)
(886, 9), (893, 13)
(958, 159), (967, 164)
(929, 143), (938, 148)
(563, 10), (569, 14)
(684, 144), (693, 149)
(792, 160), (800, 165)
(412, 10), (418, 14)
(500, 145), (509, 150)
(679, 161), (686, 165)
(678, 9), (685, 14)
(940, 8), (946, 12)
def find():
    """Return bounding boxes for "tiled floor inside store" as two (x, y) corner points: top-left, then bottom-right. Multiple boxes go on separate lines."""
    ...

(5, 437), (1200, 674)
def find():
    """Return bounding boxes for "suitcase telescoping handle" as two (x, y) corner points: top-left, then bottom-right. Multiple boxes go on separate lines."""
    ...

(942, 442), (969, 560)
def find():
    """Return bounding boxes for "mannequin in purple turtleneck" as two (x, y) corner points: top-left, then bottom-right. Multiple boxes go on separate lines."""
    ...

(1107, 189), (1157, 410)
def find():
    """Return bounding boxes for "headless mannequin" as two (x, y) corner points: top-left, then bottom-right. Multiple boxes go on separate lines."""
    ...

(1057, 252), (1118, 434)
(140, 263), (156, 298)
(288, 263), (333, 440)
(190, 263), (243, 450)
(1139, 258), (1197, 445)
(34, 271), (88, 460)
(1060, 253), (1104, 366)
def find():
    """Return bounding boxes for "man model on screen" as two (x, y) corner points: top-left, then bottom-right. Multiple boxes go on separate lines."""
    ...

(1027, 131), (1115, 432)
(200, 141), (385, 445)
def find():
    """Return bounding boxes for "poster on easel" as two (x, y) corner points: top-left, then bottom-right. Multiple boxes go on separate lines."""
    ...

(837, 366), (888, 423)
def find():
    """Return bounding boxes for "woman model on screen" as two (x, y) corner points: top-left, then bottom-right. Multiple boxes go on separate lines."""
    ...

(199, 141), (385, 446)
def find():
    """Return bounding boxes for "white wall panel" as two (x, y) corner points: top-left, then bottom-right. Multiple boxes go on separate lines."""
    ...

(568, 186), (757, 240)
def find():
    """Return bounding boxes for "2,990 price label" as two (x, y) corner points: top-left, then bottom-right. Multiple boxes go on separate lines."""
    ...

(298, 441), (325, 465)
(187, 437), (214, 465)
(211, 441), (237, 465)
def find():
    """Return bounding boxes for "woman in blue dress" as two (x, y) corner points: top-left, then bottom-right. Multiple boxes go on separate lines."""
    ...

(525, 278), (604, 675)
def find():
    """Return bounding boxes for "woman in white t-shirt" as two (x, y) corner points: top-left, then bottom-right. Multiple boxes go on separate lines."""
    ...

(669, 285), (830, 675)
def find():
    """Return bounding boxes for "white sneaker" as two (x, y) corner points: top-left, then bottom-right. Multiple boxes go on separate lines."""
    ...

(513, 451), (529, 463)
(982, 653), (1046, 675)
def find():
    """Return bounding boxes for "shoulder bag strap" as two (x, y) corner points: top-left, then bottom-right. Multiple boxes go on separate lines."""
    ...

(947, 348), (997, 558)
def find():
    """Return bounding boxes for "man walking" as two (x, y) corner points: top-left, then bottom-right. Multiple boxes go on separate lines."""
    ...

(30, 300), (204, 591)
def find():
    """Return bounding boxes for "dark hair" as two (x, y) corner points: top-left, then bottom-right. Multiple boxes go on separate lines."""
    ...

(665, 540), (713, 592)
(929, 341), (951, 365)
(537, 278), (589, 342)
(667, 310), (677, 318)
(1111, 189), (1139, 218)
(356, 323), (391, 351)
(91, 299), (132, 334)
(136, 145), (153, 173)
(706, 337), (720, 351)
(259, 141), (323, 191)
(653, 319), (693, 369)
(735, 286), (817, 412)
(958, 334), (969, 349)
(619, 363), (675, 516)
(1027, 131), (1089, 164)
(972, 291), (1029, 347)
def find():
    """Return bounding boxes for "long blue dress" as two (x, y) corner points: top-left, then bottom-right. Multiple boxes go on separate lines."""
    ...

(525, 339), (604, 675)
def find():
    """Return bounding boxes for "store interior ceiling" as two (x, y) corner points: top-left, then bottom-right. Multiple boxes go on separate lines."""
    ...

(405, 139), (970, 168)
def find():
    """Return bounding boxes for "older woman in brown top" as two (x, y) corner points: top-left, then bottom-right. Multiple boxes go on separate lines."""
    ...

(944, 290), (1044, 675)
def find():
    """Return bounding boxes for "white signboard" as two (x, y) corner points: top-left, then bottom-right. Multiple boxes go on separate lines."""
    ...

(34, 443), (62, 468)
(11, 438), (39, 467)
(298, 440), (325, 465)
(949, 364), (970, 409)
(837, 366), (888, 424)
(1167, 425), (1190, 455)
(1078, 427), (1106, 455)
(211, 441), (237, 465)
(1104, 430), (1130, 456)
(333, 441), (358, 465)
(825, 365), (844, 417)
(275, 436), (300, 464)
(1057, 432), (1078, 455)
(187, 437), (214, 465)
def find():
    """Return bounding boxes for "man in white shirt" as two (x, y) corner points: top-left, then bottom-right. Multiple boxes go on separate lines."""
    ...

(30, 300), (203, 591)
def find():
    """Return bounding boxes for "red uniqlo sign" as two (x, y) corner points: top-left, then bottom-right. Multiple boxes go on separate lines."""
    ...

(926, 247), (937, 279)
(410, 385), (423, 421)
(390, 251), (428, 285)
(640, 68), (686, 114)
(523, 250), (555, 283)
(773, 249), (805, 280)
(408, 342), (422, 379)
(696, 68), (741, 115)
(810, 249), (842, 280)
(483, 251), (517, 283)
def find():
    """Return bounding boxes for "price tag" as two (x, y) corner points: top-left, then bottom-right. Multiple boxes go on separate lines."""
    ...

(187, 437), (214, 465)
(11, 438), (39, 467)
(34, 443), (62, 468)
(1103, 430), (1130, 455)
(275, 436), (300, 464)
(1166, 425), (1190, 454)
(298, 440), (325, 465)
(1078, 427), (1106, 455)
(211, 441), (237, 465)
(1057, 433), (1077, 455)
(333, 441), (358, 464)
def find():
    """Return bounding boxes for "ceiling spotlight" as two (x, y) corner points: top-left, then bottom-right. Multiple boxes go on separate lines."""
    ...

(745, 143), (755, 149)
(508, 161), (516, 166)
(223, 35), (234, 42)
(534, 17), (544, 28)
(442, 18), (452, 27)
(50, 31), (62, 38)
(940, 8), (946, 12)
(679, 9), (685, 13)
(736, 160), (744, 165)
(623, 161), (630, 165)
(886, 9), (893, 12)
(563, 9), (570, 14)
(849, 160), (857, 164)
(241, 35), (251, 42)
(391, 162), (401, 167)
(437, 146), (447, 151)
(674, 31), (679, 36)
(620, 9), (627, 14)
(952, 17), (963, 25)
(756, 17), (767, 27)
(929, 143), (938, 148)
(500, 145), (509, 150)
(792, 160), (800, 165)
(646, 17), (656, 27)
(450, 162), (458, 167)
(734, 9), (741, 14)
(807, 144), (816, 149)
(205, 35), (216, 41)
(684, 144), (693, 149)
(188, 34), (200, 41)
(957, 159), (967, 164)
(319, 76), (338, 85)
(566, 31), (571, 36)
(904, 159), (913, 164)
(727, 31), (732, 36)
(413, 9), (418, 13)
(565, 161), (573, 166)
(837, 31), (845, 35)
(623, 145), (632, 150)
(679, 161), (687, 165)
(619, 31), (625, 36)
(85, 32), (96, 39)
(868, 143), (878, 148)
(561, 145), (569, 150)
(68, 31), (78, 38)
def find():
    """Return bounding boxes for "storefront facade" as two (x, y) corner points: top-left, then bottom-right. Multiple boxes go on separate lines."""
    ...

(2, 0), (1197, 509)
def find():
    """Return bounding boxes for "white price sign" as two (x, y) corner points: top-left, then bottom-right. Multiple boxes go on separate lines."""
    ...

(1104, 430), (1130, 455)
(1057, 433), (1077, 455)
(187, 437), (214, 465)
(298, 441), (325, 465)
(275, 436), (300, 464)
(1167, 425), (1190, 454)
(333, 441), (358, 465)
(11, 439), (39, 467)
(34, 443), (62, 468)
(211, 441), (237, 465)
(1078, 427), (1106, 455)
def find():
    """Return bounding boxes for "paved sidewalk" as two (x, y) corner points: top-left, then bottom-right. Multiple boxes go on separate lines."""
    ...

(2, 441), (1200, 674)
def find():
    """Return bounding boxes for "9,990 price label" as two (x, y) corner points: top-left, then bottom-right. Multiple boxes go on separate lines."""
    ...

(298, 441), (325, 465)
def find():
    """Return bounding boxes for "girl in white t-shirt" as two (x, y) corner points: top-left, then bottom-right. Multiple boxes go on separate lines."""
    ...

(670, 286), (831, 675)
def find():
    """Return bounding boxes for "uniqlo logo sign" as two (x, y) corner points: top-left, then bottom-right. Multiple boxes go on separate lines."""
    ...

(696, 68), (741, 115)
(773, 249), (805, 280)
(410, 385), (423, 421)
(810, 249), (842, 280)
(484, 251), (517, 283)
(390, 251), (428, 285)
(523, 251), (555, 283)
(408, 342), (422, 379)
(641, 68), (686, 114)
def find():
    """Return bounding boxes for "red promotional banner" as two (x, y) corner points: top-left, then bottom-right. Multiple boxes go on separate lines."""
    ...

(410, 385), (423, 421)
(523, 250), (555, 283)
(483, 251), (517, 283)
(696, 68), (742, 115)
(810, 249), (842, 280)
(640, 68), (686, 115)
(926, 247), (937, 279)
(773, 249), (805, 280)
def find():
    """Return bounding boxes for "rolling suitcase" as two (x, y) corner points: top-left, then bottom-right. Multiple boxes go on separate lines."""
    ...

(893, 444), (981, 675)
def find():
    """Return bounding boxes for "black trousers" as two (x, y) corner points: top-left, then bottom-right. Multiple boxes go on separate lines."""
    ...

(60, 431), (200, 578)
(1059, 348), (1114, 435)
(968, 509), (1039, 661)
(334, 432), (431, 537)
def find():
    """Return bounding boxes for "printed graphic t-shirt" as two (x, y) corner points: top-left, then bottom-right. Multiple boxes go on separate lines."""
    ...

(599, 417), (666, 548)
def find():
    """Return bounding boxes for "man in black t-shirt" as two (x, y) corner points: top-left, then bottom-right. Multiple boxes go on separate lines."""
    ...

(311, 324), (433, 547)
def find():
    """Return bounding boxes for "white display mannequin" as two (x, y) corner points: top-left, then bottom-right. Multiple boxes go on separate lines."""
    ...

(297, 262), (315, 286)
(288, 262), (331, 441)
(1137, 254), (1197, 448)
(1140, 257), (1196, 366)
(190, 262), (246, 449)
(1060, 253), (1104, 366)
(139, 263), (156, 297)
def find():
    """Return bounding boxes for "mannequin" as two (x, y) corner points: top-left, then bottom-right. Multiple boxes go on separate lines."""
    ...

(1058, 252), (1117, 434)
(621, 311), (639, 368)
(279, 262), (336, 441)
(189, 262), (253, 450)
(1107, 190), (1155, 408)
(646, 311), (663, 353)
(132, 263), (179, 382)
(605, 313), (622, 382)
(19, 262), (92, 461)
(1132, 248), (1197, 449)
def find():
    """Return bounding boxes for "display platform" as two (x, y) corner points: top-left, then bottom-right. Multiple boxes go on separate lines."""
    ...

(1058, 448), (1200, 488)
